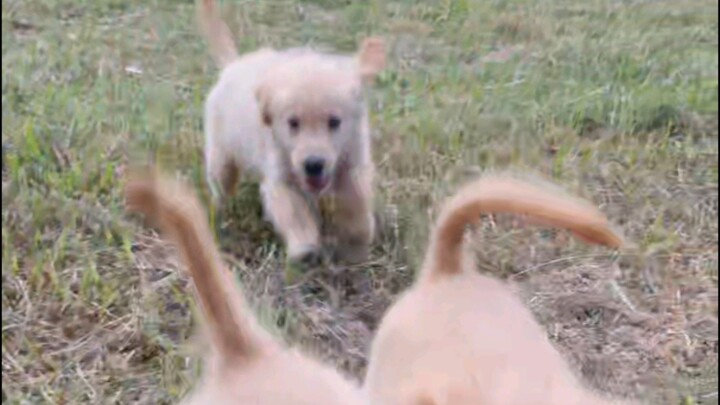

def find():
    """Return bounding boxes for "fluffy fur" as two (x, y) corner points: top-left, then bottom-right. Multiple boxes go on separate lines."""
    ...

(124, 169), (365, 405)
(363, 175), (633, 405)
(199, 0), (385, 264)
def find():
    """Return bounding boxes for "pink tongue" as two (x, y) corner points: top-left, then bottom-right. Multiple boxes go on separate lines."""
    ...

(307, 177), (327, 191)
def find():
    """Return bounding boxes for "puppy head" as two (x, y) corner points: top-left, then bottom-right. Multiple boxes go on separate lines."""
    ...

(256, 39), (385, 194)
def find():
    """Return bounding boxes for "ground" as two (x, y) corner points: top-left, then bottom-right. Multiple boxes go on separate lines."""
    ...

(1, 0), (717, 403)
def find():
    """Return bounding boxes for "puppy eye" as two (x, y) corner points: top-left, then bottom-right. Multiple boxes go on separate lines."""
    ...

(328, 115), (341, 131)
(288, 117), (300, 131)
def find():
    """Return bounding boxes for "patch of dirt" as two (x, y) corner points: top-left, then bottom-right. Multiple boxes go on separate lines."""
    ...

(520, 259), (717, 403)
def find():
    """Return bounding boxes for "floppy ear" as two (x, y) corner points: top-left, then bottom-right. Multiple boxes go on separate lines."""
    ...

(357, 37), (386, 83)
(255, 83), (273, 127)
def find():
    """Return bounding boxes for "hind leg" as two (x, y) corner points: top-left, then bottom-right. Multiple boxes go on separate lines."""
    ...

(206, 143), (239, 206)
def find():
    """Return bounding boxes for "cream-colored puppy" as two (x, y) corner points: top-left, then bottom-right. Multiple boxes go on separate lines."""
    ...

(364, 175), (633, 405)
(125, 169), (365, 405)
(199, 0), (385, 264)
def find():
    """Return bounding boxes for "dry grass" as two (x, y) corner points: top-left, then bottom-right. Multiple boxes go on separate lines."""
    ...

(2, 0), (718, 403)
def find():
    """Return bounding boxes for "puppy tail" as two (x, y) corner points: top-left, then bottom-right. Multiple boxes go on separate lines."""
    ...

(125, 168), (265, 360)
(197, 0), (239, 69)
(422, 175), (623, 281)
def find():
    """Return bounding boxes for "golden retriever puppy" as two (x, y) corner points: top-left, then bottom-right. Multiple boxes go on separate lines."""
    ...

(198, 0), (385, 264)
(125, 169), (365, 405)
(364, 175), (633, 405)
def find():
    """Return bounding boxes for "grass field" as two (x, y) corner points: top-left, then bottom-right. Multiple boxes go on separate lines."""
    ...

(2, 0), (718, 403)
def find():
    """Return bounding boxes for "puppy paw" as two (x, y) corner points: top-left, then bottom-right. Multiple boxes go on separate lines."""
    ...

(287, 245), (323, 273)
(287, 243), (323, 264)
(284, 245), (323, 284)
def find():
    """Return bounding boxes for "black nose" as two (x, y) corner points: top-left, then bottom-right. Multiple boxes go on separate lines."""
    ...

(303, 157), (325, 177)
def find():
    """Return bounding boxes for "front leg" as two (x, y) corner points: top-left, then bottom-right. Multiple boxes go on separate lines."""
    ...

(330, 166), (375, 264)
(261, 181), (321, 264)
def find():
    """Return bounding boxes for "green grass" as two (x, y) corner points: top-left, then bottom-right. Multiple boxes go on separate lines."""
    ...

(2, 0), (718, 403)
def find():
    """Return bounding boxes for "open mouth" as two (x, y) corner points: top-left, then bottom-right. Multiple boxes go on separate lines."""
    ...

(305, 176), (330, 193)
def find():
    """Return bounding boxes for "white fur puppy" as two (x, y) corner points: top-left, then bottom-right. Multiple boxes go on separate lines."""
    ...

(199, 0), (385, 264)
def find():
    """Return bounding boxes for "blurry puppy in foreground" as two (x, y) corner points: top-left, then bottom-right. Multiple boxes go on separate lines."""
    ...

(125, 169), (364, 405)
(199, 0), (385, 265)
(364, 175), (634, 405)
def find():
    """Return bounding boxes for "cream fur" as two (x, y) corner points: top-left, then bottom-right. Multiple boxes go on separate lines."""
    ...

(363, 175), (633, 405)
(199, 0), (385, 264)
(125, 168), (366, 405)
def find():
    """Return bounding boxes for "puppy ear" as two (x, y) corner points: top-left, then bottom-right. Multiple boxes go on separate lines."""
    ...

(255, 83), (273, 126)
(357, 37), (386, 83)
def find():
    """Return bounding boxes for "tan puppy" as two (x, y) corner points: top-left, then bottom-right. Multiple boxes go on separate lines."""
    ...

(364, 175), (632, 405)
(199, 0), (385, 264)
(125, 169), (365, 405)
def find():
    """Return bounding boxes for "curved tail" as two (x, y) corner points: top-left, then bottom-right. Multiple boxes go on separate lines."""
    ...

(423, 175), (623, 281)
(125, 168), (266, 360)
(198, 0), (239, 69)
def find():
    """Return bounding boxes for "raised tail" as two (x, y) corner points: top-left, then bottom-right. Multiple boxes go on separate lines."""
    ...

(125, 168), (266, 360)
(198, 0), (239, 69)
(423, 175), (623, 280)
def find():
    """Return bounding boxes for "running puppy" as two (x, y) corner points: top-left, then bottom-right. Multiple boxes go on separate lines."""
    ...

(199, 0), (385, 264)
(125, 169), (365, 405)
(363, 175), (632, 405)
